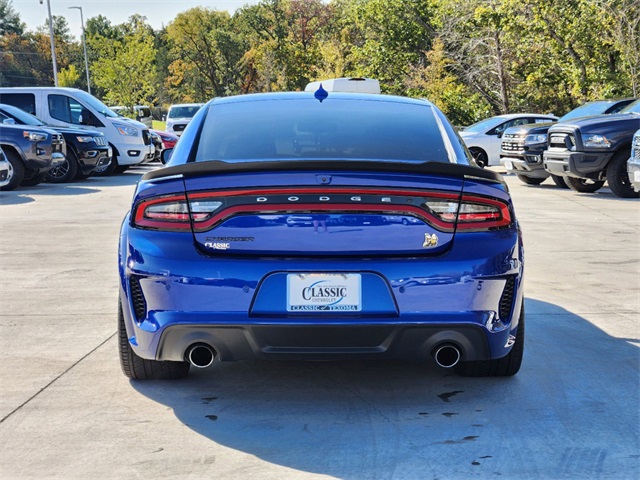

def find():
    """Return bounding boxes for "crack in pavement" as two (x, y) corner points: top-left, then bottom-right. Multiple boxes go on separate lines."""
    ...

(0, 332), (116, 424)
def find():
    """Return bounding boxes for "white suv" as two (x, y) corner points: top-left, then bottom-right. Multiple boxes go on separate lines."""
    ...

(166, 103), (203, 136)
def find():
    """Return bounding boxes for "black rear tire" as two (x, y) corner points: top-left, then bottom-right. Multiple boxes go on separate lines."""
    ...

(469, 148), (488, 168)
(606, 150), (640, 198)
(75, 169), (92, 180)
(46, 150), (78, 183)
(0, 149), (25, 191)
(551, 175), (569, 188)
(20, 172), (47, 187)
(565, 177), (605, 193)
(455, 304), (525, 377)
(516, 174), (545, 185)
(118, 297), (190, 380)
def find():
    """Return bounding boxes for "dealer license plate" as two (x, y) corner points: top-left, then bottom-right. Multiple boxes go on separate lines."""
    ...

(503, 159), (514, 171)
(287, 273), (361, 312)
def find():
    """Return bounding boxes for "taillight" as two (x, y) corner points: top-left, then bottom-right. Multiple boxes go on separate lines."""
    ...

(132, 189), (510, 232)
(425, 196), (511, 231)
(133, 195), (222, 231)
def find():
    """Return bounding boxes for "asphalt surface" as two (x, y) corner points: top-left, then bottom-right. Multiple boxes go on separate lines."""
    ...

(0, 167), (638, 480)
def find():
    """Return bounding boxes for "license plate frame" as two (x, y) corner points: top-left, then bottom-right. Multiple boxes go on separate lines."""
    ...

(287, 273), (362, 312)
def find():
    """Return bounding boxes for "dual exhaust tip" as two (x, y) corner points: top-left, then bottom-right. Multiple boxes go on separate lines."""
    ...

(186, 344), (216, 368)
(187, 342), (460, 369)
(433, 344), (461, 368)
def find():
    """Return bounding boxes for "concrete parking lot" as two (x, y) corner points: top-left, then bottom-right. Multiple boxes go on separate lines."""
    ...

(1, 167), (638, 480)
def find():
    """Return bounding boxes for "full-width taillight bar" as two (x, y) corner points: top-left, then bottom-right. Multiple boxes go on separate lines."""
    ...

(132, 188), (511, 232)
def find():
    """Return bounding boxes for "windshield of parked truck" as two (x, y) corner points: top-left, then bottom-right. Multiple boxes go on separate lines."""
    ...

(462, 116), (505, 133)
(0, 104), (45, 126)
(560, 101), (622, 121)
(74, 90), (119, 118)
(620, 100), (640, 114)
(168, 105), (202, 119)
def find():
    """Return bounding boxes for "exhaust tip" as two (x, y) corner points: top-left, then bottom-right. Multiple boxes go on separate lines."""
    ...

(187, 344), (216, 368)
(433, 344), (461, 368)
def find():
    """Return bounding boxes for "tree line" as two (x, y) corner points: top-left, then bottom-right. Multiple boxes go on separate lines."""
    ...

(1, 0), (638, 125)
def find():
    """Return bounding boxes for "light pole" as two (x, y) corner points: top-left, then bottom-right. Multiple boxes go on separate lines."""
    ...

(69, 6), (91, 94)
(39, 0), (58, 87)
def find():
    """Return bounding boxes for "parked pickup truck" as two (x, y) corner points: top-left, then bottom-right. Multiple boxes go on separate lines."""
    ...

(543, 99), (640, 198)
(0, 103), (111, 182)
(500, 99), (635, 187)
(0, 121), (65, 191)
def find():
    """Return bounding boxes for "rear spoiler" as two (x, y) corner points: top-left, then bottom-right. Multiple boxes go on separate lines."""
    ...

(141, 160), (504, 184)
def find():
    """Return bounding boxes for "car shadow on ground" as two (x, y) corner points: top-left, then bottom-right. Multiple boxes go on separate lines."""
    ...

(0, 170), (149, 205)
(131, 298), (639, 479)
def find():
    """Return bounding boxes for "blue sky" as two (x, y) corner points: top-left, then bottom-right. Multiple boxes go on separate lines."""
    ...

(13, 0), (259, 39)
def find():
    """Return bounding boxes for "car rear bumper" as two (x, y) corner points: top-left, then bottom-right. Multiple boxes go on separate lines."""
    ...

(119, 219), (524, 365)
(154, 320), (498, 362)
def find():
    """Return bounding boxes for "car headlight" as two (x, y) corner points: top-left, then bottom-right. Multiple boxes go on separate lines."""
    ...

(76, 136), (95, 143)
(23, 131), (47, 142)
(582, 134), (611, 148)
(114, 123), (139, 137)
(524, 134), (547, 145)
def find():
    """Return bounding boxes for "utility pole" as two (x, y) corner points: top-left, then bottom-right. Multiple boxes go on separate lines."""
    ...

(69, 6), (91, 94)
(39, 0), (58, 87)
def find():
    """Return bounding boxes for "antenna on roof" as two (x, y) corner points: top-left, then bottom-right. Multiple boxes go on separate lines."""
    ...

(314, 84), (328, 103)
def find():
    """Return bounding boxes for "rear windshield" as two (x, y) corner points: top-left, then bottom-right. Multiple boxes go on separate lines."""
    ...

(0, 104), (44, 126)
(195, 98), (450, 163)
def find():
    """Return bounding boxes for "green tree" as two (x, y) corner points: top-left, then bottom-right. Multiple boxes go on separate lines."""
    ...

(165, 7), (245, 101)
(0, 0), (25, 36)
(0, 32), (52, 86)
(58, 64), (80, 87)
(336, 0), (434, 95)
(405, 38), (491, 126)
(91, 16), (157, 108)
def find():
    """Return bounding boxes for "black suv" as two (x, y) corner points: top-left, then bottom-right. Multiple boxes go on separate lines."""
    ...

(0, 103), (111, 183)
(500, 99), (635, 187)
(543, 99), (640, 198)
(0, 120), (65, 190)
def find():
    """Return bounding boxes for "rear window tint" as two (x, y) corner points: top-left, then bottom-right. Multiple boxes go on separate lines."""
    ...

(0, 93), (36, 115)
(195, 98), (450, 163)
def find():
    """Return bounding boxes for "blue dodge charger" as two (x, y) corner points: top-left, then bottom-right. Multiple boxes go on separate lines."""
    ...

(118, 90), (525, 379)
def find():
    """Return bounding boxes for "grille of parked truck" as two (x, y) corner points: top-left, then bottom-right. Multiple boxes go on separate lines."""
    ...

(543, 99), (640, 198)
(499, 99), (635, 188)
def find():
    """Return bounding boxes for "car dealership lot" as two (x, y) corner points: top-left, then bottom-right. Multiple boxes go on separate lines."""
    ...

(0, 167), (638, 479)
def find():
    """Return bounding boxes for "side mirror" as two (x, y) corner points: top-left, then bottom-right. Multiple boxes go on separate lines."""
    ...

(2, 118), (16, 125)
(497, 131), (503, 139)
(160, 148), (173, 165)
